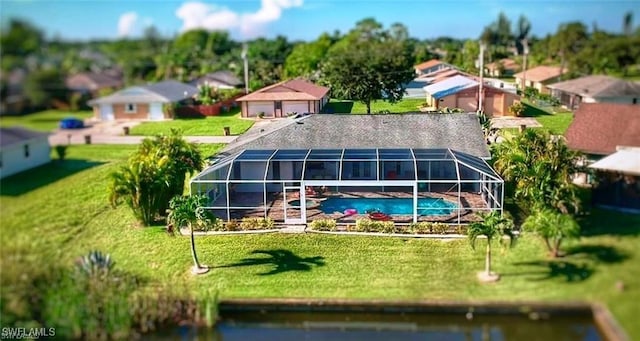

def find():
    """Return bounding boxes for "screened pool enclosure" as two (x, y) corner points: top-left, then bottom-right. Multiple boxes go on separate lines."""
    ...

(190, 148), (504, 225)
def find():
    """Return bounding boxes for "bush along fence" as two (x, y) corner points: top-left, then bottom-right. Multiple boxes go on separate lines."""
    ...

(180, 217), (277, 234)
(175, 94), (243, 118)
(308, 219), (467, 235)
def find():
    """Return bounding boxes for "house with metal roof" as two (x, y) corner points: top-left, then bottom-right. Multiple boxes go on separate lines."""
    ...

(423, 75), (520, 117)
(548, 75), (640, 110)
(191, 113), (503, 225)
(88, 80), (198, 121)
(0, 127), (50, 179)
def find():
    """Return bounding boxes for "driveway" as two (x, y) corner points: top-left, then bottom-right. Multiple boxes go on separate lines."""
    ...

(491, 116), (541, 129)
(49, 120), (237, 145)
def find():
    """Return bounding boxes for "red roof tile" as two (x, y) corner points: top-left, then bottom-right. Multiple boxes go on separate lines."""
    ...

(565, 103), (640, 155)
(513, 66), (564, 82)
(414, 59), (444, 71)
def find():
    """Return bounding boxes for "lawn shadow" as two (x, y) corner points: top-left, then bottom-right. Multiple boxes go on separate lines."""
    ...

(323, 101), (354, 114)
(215, 249), (325, 276)
(522, 102), (552, 117)
(506, 260), (594, 282)
(0, 159), (104, 196)
(565, 244), (629, 264)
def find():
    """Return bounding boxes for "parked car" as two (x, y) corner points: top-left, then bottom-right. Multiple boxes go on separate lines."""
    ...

(59, 117), (84, 129)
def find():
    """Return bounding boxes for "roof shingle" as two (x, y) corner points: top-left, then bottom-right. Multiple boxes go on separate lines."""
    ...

(237, 79), (329, 101)
(548, 75), (640, 98)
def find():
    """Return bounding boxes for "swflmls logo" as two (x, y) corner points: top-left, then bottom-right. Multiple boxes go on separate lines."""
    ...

(1, 328), (55, 339)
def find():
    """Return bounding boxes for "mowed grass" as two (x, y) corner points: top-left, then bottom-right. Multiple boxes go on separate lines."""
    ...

(1, 145), (640, 338)
(130, 108), (254, 136)
(325, 98), (426, 114)
(0, 110), (94, 132)
(517, 101), (574, 135)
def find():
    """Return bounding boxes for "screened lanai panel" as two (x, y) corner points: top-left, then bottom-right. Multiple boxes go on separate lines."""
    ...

(343, 149), (377, 160)
(416, 160), (457, 180)
(304, 160), (340, 180)
(378, 148), (413, 160)
(235, 149), (276, 161)
(380, 161), (416, 180)
(451, 150), (501, 180)
(266, 160), (304, 180)
(229, 160), (269, 180)
(271, 149), (309, 160)
(413, 148), (451, 160)
(307, 149), (342, 160)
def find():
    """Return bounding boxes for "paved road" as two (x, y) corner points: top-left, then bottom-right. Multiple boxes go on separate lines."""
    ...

(48, 132), (237, 145)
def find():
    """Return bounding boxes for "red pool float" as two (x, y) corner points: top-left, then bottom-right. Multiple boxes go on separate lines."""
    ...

(369, 212), (392, 221)
(344, 208), (357, 216)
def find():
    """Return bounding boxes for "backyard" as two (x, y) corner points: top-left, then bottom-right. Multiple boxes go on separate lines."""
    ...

(1, 144), (639, 339)
(129, 108), (254, 136)
(0, 110), (93, 131)
(324, 98), (426, 114)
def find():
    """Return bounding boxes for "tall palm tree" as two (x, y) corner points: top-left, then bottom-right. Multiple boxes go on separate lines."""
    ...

(167, 195), (215, 275)
(468, 211), (515, 282)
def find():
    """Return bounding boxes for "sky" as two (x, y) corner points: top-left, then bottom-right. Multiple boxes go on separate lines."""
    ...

(1, 0), (639, 42)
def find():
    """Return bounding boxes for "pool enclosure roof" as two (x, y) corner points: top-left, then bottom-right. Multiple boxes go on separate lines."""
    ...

(193, 148), (502, 182)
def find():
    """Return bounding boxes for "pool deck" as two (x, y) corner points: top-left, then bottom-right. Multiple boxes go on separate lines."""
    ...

(212, 191), (486, 224)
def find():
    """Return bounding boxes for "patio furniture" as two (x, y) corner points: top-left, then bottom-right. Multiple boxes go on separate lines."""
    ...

(369, 212), (392, 221)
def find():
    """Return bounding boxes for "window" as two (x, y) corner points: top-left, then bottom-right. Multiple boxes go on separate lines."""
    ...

(125, 103), (137, 113)
(24, 144), (30, 158)
(633, 98), (638, 104)
(275, 101), (282, 110)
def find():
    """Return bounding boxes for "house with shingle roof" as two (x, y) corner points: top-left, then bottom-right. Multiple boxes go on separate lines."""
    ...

(0, 127), (50, 179)
(485, 58), (520, 77)
(565, 103), (640, 211)
(548, 75), (640, 110)
(190, 70), (243, 90)
(88, 80), (198, 121)
(513, 66), (565, 94)
(236, 79), (329, 118)
(66, 71), (123, 96)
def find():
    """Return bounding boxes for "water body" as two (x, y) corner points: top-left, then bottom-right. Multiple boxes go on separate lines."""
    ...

(319, 197), (457, 216)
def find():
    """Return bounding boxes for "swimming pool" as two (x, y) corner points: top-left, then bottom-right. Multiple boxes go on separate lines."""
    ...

(319, 197), (456, 216)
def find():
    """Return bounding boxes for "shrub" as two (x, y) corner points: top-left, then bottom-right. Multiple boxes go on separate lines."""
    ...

(432, 222), (449, 234)
(409, 222), (433, 234)
(309, 219), (337, 231)
(54, 145), (68, 161)
(75, 251), (114, 280)
(355, 219), (373, 232)
(380, 221), (396, 233)
(508, 102), (525, 116)
(523, 87), (539, 99)
(355, 219), (395, 233)
(225, 219), (239, 231)
(240, 217), (275, 230)
(257, 112), (265, 119)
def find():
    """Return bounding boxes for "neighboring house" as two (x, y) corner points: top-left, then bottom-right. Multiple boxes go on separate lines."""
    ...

(414, 59), (454, 76)
(484, 58), (519, 77)
(65, 71), (124, 96)
(0, 68), (27, 115)
(565, 103), (640, 211)
(191, 113), (503, 225)
(423, 75), (520, 116)
(236, 79), (329, 118)
(513, 66), (564, 94)
(190, 70), (244, 90)
(88, 80), (198, 121)
(547, 75), (640, 110)
(0, 127), (50, 179)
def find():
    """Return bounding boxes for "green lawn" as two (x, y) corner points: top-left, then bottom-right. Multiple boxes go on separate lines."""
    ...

(0, 110), (93, 132)
(519, 101), (574, 135)
(1, 145), (639, 339)
(325, 98), (426, 114)
(130, 108), (254, 136)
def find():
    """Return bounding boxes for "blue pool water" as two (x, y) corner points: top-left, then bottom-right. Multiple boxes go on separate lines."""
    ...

(319, 197), (456, 216)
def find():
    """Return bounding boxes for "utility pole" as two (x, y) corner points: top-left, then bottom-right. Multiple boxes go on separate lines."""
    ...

(521, 38), (528, 92)
(241, 43), (249, 94)
(478, 42), (485, 113)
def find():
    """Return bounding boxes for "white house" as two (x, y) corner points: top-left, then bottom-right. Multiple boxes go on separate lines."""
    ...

(0, 127), (51, 179)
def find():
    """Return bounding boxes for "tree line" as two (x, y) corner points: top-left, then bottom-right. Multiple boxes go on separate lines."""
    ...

(1, 13), (638, 112)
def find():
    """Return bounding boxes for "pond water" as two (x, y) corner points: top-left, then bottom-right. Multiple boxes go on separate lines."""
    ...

(146, 310), (602, 340)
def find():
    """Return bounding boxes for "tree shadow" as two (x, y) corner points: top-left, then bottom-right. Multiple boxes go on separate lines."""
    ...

(216, 249), (325, 276)
(323, 101), (354, 114)
(522, 102), (552, 117)
(577, 208), (640, 237)
(506, 260), (594, 282)
(565, 244), (629, 264)
(0, 159), (104, 196)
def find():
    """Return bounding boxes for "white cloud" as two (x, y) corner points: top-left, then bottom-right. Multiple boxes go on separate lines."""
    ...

(175, 0), (303, 39)
(118, 12), (138, 37)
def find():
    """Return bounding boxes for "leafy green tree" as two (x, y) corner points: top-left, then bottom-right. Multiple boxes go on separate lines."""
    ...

(284, 33), (334, 79)
(109, 131), (203, 226)
(167, 195), (216, 274)
(461, 39), (480, 73)
(493, 129), (582, 215)
(320, 19), (415, 114)
(0, 19), (44, 71)
(109, 152), (172, 225)
(468, 211), (515, 282)
(23, 68), (68, 108)
(549, 22), (588, 72)
(522, 208), (580, 258)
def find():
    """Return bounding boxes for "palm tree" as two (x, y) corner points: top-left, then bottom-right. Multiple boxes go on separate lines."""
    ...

(522, 208), (580, 258)
(468, 211), (515, 282)
(167, 195), (216, 274)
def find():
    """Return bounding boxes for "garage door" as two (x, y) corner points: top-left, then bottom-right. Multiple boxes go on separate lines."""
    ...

(283, 101), (309, 115)
(456, 97), (477, 112)
(99, 104), (114, 121)
(247, 101), (274, 117)
(149, 102), (164, 120)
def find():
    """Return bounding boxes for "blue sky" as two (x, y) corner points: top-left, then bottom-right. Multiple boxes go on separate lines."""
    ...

(1, 0), (639, 41)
